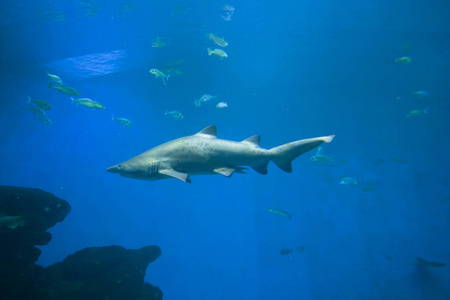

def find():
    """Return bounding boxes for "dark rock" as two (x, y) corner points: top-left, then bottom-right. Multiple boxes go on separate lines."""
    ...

(40, 245), (162, 300)
(141, 282), (164, 300)
(0, 186), (163, 300)
(0, 186), (70, 269)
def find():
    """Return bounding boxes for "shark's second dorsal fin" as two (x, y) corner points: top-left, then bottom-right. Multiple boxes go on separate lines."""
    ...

(242, 135), (261, 147)
(195, 125), (217, 138)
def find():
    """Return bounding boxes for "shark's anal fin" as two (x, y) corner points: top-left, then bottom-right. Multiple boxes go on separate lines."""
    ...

(159, 169), (191, 183)
(252, 162), (268, 174)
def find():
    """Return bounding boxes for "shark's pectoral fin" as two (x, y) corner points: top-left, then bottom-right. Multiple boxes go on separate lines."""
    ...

(214, 167), (236, 177)
(252, 162), (269, 175)
(159, 169), (191, 183)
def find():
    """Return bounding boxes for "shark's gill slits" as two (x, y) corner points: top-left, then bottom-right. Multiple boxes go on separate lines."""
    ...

(148, 161), (160, 176)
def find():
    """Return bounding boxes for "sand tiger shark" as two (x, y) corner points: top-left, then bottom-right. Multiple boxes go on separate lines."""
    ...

(106, 125), (334, 183)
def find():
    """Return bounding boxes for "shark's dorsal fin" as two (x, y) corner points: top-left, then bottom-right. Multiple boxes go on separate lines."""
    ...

(159, 169), (191, 183)
(195, 125), (216, 138)
(242, 135), (261, 147)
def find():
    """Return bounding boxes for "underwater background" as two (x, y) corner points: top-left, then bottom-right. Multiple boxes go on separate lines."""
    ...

(1, 0), (449, 299)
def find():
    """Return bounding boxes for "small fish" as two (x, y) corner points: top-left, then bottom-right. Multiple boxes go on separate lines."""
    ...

(310, 147), (334, 164)
(26, 103), (45, 116)
(216, 102), (228, 109)
(266, 208), (292, 220)
(412, 91), (430, 97)
(222, 4), (235, 12)
(152, 40), (168, 48)
(149, 69), (170, 85)
(395, 56), (412, 65)
(222, 14), (232, 21)
(0, 215), (25, 229)
(416, 257), (446, 268)
(28, 96), (51, 110)
(162, 68), (183, 76)
(280, 248), (293, 255)
(162, 59), (184, 68)
(221, 4), (235, 21)
(208, 33), (228, 47)
(340, 177), (358, 187)
(118, 3), (136, 16)
(165, 110), (183, 120)
(48, 82), (81, 96)
(34, 115), (52, 125)
(405, 108), (429, 118)
(310, 154), (334, 164)
(296, 246), (306, 253)
(194, 94), (217, 107)
(207, 48), (228, 59)
(112, 115), (132, 127)
(71, 97), (105, 110)
(47, 71), (63, 85)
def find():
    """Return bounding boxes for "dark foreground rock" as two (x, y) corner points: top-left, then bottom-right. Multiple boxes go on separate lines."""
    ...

(41, 245), (162, 300)
(0, 186), (162, 300)
(0, 186), (71, 269)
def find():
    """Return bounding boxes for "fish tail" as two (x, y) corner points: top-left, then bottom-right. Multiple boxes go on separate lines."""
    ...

(71, 97), (77, 105)
(207, 48), (212, 56)
(423, 108), (429, 114)
(270, 135), (335, 172)
(288, 214), (292, 220)
(111, 114), (115, 121)
(27, 96), (31, 104)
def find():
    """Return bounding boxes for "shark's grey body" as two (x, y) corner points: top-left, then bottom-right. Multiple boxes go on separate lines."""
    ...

(107, 125), (334, 183)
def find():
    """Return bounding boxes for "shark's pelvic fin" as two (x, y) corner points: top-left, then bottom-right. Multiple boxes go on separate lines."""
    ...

(159, 169), (191, 183)
(242, 135), (261, 147)
(214, 167), (236, 177)
(195, 125), (217, 138)
(270, 135), (335, 173)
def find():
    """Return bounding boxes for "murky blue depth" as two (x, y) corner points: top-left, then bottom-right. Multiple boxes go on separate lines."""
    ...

(1, 0), (449, 299)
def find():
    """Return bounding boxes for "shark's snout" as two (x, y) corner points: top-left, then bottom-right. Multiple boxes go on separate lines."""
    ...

(106, 164), (122, 173)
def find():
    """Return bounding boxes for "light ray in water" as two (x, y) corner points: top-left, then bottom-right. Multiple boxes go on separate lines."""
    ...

(44, 50), (127, 80)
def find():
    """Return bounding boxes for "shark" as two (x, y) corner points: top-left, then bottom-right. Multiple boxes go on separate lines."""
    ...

(106, 125), (335, 183)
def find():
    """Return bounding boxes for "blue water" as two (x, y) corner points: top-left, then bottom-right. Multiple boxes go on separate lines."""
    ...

(1, 0), (450, 299)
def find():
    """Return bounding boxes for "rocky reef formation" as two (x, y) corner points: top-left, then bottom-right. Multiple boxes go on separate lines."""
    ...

(0, 186), (162, 300)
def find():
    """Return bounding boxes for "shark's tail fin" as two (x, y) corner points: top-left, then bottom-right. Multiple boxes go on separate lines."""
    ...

(270, 135), (335, 172)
